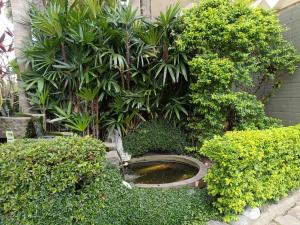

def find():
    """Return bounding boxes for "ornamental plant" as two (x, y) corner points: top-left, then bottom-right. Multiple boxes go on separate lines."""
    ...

(201, 124), (300, 221)
(23, 1), (188, 137)
(123, 120), (187, 156)
(0, 136), (106, 216)
(178, 0), (300, 144)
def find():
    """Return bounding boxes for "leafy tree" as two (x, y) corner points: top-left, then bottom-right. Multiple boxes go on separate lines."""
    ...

(178, 0), (300, 144)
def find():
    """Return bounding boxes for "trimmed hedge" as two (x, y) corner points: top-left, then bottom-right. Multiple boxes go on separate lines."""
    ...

(123, 120), (187, 156)
(200, 125), (300, 221)
(0, 136), (106, 216)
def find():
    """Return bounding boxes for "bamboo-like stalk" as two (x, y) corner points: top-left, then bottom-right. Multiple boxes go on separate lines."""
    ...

(95, 100), (99, 138)
(61, 42), (67, 62)
(125, 32), (131, 90)
(162, 42), (169, 61)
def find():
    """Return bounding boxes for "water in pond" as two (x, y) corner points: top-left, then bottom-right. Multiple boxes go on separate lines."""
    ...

(124, 161), (199, 184)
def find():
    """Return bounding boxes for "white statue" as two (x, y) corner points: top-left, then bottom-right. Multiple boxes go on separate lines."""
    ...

(113, 130), (131, 163)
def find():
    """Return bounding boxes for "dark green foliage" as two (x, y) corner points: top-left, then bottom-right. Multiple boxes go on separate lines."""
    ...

(0, 136), (219, 225)
(25, 116), (45, 138)
(0, 136), (106, 217)
(25, 118), (37, 138)
(200, 124), (300, 221)
(123, 120), (188, 156)
(178, 0), (299, 145)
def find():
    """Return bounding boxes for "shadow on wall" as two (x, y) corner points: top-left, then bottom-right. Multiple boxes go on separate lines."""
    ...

(265, 2), (300, 126)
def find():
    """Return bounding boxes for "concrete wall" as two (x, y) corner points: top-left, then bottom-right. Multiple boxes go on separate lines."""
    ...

(265, 3), (300, 125)
(275, 0), (300, 10)
(149, 0), (192, 18)
(131, 0), (194, 19)
(131, 0), (272, 19)
(0, 114), (44, 139)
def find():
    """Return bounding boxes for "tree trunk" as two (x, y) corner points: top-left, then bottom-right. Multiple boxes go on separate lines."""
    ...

(162, 42), (169, 61)
(10, 0), (44, 113)
(95, 100), (99, 139)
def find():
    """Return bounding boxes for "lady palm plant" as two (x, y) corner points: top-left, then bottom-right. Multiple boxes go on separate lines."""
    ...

(23, 0), (189, 138)
(52, 102), (93, 135)
(77, 87), (100, 137)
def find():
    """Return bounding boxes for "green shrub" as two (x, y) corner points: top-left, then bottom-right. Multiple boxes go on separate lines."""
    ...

(178, 0), (299, 145)
(200, 125), (300, 221)
(0, 136), (106, 216)
(123, 120), (188, 156)
(25, 118), (37, 138)
(0, 165), (220, 225)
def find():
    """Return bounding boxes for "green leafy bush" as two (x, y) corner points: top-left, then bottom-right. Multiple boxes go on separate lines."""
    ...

(178, 0), (299, 145)
(123, 120), (187, 156)
(200, 125), (300, 221)
(0, 136), (106, 216)
(1, 164), (220, 225)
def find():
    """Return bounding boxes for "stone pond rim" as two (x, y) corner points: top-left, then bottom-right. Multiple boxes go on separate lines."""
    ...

(127, 154), (207, 189)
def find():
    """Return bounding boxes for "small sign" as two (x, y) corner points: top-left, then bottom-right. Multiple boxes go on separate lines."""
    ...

(5, 130), (14, 143)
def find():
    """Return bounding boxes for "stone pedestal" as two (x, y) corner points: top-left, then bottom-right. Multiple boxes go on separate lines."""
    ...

(0, 113), (45, 139)
(105, 150), (120, 167)
(0, 116), (32, 139)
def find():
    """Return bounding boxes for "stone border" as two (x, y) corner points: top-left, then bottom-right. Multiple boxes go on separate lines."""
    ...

(128, 154), (207, 189)
(252, 189), (300, 225)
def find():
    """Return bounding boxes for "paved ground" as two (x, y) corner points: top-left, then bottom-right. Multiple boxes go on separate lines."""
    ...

(269, 201), (300, 225)
(208, 190), (300, 225)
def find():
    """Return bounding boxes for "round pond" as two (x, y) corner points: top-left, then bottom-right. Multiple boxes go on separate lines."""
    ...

(124, 155), (207, 188)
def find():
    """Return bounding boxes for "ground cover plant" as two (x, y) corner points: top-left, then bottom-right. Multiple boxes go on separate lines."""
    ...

(200, 124), (300, 222)
(123, 120), (187, 156)
(0, 137), (220, 225)
(178, 0), (299, 145)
